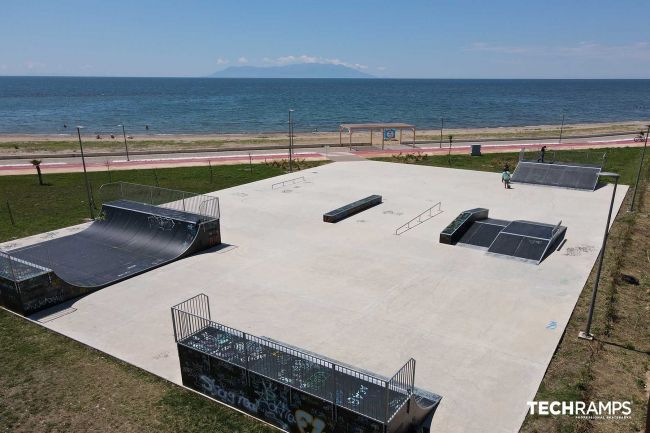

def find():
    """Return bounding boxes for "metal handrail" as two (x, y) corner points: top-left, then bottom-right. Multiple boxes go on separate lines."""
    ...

(171, 293), (417, 423)
(271, 176), (305, 189)
(98, 182), (220, 220)
(395, 202), (443, 235)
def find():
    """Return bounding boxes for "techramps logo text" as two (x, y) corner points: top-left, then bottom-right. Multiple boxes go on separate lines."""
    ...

(527, 400), (632, 420)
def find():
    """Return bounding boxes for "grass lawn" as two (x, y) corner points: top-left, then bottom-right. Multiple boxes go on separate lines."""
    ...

(0, 308), (276, 433)
(0, 160), (324, 242)
(373, 146), (645, 186)
(375, 147), (650, 433)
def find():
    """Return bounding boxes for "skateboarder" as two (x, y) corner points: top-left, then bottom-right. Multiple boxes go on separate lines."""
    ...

(502, 168), (512, 189)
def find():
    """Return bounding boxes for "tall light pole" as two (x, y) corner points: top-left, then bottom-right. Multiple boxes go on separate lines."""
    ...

(288, 109), (295, 173)
(579, 172), (620, 340)
(118, 124), (130, 161)
(76, 126), (95, 220)
(629, 124), (649, 212)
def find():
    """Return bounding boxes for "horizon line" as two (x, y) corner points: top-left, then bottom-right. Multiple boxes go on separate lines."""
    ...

(1, 75), (650, 80)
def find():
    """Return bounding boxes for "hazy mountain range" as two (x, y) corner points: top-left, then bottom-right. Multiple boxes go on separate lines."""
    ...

(209, 63), (374, 78)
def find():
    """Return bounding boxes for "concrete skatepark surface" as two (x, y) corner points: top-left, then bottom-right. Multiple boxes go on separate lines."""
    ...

(6, 161), (627, 433)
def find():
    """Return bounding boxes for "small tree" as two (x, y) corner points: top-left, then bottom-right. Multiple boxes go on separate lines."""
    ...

(30, 159), (44, 185)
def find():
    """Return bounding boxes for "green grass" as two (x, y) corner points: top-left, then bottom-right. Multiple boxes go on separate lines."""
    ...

(0, 161), (324, 242)
(0, 308), (276, 433)
(372, 146), (647, 185)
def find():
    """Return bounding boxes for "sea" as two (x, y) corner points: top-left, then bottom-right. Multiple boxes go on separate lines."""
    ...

(0, 77), (649, 135)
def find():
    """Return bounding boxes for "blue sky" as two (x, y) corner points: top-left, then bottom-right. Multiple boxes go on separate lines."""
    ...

(1, 0), (649, 78)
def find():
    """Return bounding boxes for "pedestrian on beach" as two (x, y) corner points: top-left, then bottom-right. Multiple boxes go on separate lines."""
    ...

(538, 145), (547, 163)
(502, 168), (512, 189)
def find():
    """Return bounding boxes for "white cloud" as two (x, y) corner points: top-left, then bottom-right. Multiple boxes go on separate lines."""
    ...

(237, 57), (248, 64)
(267, 54), (368, 70)
(216, 58), (229, 65)
(377, 66), (386, 71)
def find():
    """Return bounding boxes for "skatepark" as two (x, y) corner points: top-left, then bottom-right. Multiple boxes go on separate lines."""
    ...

(0, 159), (627, 433)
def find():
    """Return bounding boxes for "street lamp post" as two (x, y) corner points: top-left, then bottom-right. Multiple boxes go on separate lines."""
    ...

(288, 109), (295, 173)
(76, 126), (95, 220)
(629, 124), (649, 212)
(579, 172), (620, 340)
(118, 124), (130, 161)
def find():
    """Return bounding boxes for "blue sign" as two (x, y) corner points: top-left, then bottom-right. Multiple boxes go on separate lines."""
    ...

(384, 128), (396, 140)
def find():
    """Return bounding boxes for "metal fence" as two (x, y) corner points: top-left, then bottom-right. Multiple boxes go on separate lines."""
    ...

(519, 148), (607, 168)
(98, 182), (220, 221)
(172, 293), (417, 423)
(0, 249), (51, 285)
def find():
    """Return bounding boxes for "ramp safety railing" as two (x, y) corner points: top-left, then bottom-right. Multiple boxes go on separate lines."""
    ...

(171, 293), (416, 424)
(395, 202), (443, 235)
(519, 148), (607, 168)
(98, 182), (220, 221)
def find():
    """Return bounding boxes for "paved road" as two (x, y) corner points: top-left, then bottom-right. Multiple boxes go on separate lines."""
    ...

(0, 134), (642, 175)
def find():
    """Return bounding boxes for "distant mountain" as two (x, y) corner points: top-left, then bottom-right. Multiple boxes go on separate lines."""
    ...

(209, 63), (374, 79)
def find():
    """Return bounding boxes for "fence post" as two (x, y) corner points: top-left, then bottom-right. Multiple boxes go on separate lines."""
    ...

(384, 380), (390, 428)
(243, 333), (251, 385)
(171, 309), (178, 342)
(410, 359), (416, 395)
(331, 362), (338, 420)
(205, 294), (211, 320)
(6, 200), (15, 226)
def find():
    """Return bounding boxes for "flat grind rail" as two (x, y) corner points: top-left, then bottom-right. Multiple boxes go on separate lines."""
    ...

(395, 202), (443, 235)
(98, 182), (220, 221)
(323, 195), (383, 223)
(271, 176), (306, 190)
(171, 293), (417, 424)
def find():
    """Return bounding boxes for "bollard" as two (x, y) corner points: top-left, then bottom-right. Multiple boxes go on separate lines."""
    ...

(6, 200), (15, 226)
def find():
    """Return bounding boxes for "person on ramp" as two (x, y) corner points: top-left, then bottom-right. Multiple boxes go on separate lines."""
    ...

(502, 167), (512, 189)
(537, 145), (547, 163)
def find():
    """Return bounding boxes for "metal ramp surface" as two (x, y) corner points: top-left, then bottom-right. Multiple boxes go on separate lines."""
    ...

(511, 161), (601, 191)
(446, 209), (567, 264)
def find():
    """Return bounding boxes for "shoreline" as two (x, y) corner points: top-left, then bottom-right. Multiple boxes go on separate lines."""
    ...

(0, 120), (646, 156)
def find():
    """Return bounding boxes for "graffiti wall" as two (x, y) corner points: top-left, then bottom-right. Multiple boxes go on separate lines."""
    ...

(178, 344), (386, 433)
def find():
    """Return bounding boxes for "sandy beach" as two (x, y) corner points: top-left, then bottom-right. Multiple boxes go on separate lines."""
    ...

(0, 120), (646, 156)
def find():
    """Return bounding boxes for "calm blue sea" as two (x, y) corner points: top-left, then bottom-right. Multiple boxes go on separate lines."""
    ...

(0, 77), (649, 134)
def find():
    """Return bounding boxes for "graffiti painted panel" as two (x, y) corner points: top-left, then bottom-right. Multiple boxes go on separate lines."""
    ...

(178, 344), (212, 391)
(289, 390), (335, 433)
(335, 406), (383, 433)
